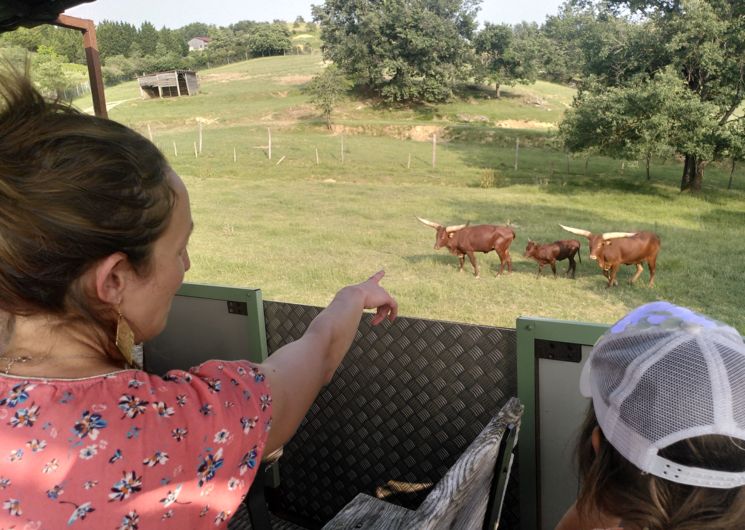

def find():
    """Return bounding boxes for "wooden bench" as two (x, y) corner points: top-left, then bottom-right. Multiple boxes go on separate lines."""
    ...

(321, 397), (523, 530)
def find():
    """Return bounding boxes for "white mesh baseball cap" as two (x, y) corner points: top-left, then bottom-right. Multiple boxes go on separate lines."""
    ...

(580, 301), (745, 489)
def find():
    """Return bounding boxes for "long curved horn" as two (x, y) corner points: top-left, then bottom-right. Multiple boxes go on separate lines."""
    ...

(446, 223), (468, 233)
(602, 232), (637, 240)
(560, 224), (592, 238)
(416, 217), (442, 229)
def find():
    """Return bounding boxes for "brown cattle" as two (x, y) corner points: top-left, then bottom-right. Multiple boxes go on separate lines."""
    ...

(524, 239), (581, 278)
(417, 217), (515, 277)
(560, 225), (660, 287)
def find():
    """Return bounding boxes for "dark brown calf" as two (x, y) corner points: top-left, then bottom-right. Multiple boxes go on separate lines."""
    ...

(524, 239), (581, 278)
(417, 217), (516, 277)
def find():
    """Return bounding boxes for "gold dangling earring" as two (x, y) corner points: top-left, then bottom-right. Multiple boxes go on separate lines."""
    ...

(115, 308), (135, 367)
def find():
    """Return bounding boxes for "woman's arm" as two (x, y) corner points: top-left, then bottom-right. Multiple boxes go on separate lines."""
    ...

(260, 270), (397, 454)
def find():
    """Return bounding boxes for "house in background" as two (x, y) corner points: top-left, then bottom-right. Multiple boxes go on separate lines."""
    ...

(188, 36), (210, 51)
(137, 70), (199, 98)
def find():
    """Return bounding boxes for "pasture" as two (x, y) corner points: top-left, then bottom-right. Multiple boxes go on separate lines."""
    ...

(78, 54), (745, 332)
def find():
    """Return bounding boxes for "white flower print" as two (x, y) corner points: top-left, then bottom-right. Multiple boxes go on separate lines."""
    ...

(227, 477), (243, 491)
(213, 429), (230, 444)
(0, 477), (10, 489)
(26, 438), (47, 452)
(3, 498), (21, 516)
(8, 449), (22, 462)
(143, 451), (169, 467)
(42, 458), (59, 473)
(79, 445), (98, 460)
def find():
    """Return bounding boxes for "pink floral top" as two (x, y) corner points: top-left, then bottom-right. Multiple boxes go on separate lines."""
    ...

(0, 360), (272, 529)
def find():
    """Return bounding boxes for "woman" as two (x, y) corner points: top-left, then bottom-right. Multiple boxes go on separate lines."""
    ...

(556, 301), (745, 530)
(0, 71), (397, 528)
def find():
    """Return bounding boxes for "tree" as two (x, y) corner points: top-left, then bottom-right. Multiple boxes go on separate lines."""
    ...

(246, 24), (291, 57)
(561, 70), (686, 180)
(563, 0), (745, 191)
(96, 20), (137, 59)
(305, 65), (349, 128)
(312, 0), (480, 104)
(473, 23), (539, 98)
(721, 120), (745, 190)
(137, 21), (159, 57)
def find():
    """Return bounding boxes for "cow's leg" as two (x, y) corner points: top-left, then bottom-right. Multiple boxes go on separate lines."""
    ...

(501, 249), (512, 274)
(457, 254), (465, 273)
(550, 261), (557, 277)
(630, 263), (644, 284)
(467, 252), (479, 277)
(607, 265), (620, 287)
(537, 263), (543, 277)
(567, 256), (576, 278)
(647, 255), (657, 287)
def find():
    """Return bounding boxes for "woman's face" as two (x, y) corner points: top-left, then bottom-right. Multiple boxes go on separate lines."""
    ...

(123, 169), (193, 342)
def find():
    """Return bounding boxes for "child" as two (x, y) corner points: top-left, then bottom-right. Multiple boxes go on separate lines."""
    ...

(556, 301), (745, 530)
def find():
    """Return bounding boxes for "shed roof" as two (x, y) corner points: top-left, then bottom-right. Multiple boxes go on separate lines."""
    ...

(0, 0), (94, 32)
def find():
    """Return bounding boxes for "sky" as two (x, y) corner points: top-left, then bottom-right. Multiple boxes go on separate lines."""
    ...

(66, 0), (567, 29)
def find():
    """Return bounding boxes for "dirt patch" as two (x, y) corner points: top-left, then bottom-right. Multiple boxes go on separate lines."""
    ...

(329, 124), (446, 141)
(456, 113), (490, 123)
(279, 104), (317, 120)
(494, 119), (557, 130)
(276, 75), (314, 85)
(200, 72), (251, 83)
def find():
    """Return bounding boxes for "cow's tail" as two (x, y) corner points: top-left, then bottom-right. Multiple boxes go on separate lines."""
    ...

(578, 241), (582, 263)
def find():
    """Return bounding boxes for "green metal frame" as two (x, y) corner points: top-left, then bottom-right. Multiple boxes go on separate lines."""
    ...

(177, 282), (268, 363)
(516, 316), (608, 530)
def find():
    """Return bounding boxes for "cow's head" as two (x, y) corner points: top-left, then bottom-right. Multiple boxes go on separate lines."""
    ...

(524, 240), (538, 257)
(417, 217), (468, 249)
(560, 225), (635, 260)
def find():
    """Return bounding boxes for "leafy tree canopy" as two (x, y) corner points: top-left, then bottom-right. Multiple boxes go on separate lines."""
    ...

(560, 0), (745, 190)
(312, 0), (481, 104)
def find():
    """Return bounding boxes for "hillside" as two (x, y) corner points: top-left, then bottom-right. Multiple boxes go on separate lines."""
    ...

(72, 55), (745, 332)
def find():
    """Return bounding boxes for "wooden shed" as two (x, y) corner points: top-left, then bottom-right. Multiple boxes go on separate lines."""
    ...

(137, 70), (199, 99)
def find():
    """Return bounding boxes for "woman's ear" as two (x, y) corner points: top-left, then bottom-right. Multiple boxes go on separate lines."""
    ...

(90, 252), (130, 305)
(591, 426), (602, 455)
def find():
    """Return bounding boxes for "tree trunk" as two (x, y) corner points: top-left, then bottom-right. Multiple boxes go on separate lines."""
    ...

(646, 153), (651, 181)
(681, 154), (704, 192)
(495, 83), (501, 98)
(729, 158), (736, 190)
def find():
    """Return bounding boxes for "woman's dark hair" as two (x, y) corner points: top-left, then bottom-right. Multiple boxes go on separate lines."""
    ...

(575, 404), (745, 529)
(0, 68), (174, 355)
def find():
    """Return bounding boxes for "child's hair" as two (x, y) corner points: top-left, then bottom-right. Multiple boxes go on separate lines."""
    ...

(576, 405), (745, 530)
(0, 67), (174, 356)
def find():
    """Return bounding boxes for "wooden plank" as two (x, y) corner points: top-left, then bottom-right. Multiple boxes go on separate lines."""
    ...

(55, 15), (107, 118)
(322, 494), (412, 530)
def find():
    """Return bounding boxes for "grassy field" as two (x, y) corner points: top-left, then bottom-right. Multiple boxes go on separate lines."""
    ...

(74, 55), (745, 333)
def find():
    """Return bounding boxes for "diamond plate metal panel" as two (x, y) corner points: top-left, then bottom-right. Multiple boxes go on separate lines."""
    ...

(263, 301), (519, 529)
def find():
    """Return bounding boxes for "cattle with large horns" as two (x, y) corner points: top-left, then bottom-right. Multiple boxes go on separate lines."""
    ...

(560, 225), (660, 287)
(524, 239), (582, 278)
(417, 217), (515, 277)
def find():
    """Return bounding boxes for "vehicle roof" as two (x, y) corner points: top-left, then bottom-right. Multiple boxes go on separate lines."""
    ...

(0, 1), (94, 32)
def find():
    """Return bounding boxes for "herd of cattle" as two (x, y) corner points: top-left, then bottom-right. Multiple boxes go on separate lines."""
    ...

(416, 217), (661, 287)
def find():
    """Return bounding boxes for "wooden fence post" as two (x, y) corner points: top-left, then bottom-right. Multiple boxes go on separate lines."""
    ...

(173, 141), (178, 157)
(147, 123), (153, 142)
(315, 147), (319, 165)
(514, 137), (519, 171)
(198, 122), (203, 154)
(267, 128), (272, 160)
(432, 135), (436, 168)
(341, 134), (345, 164)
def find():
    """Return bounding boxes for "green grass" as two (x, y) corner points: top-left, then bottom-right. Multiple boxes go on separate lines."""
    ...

(74, 55), (745, 333)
